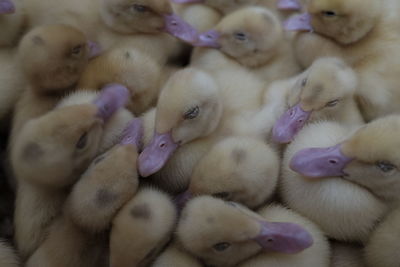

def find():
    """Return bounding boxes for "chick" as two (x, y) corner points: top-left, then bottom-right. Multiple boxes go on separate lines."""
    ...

(286, 0), (400, 120)
(271, 57), (363, 144)
(26, 120), (142, 267)
(110, 187), (177, 267)
(173, 3), (221, 32)
(12, 85), (129, 259)
(176, 196), (317, 267)
(0, 240), (19, 267)
(188, 136), (280, 209)
(282, 121), (387, 242)
(196, 7), (300, 83)
(365, 208), (400, 267)
(0, 0), (25, 47)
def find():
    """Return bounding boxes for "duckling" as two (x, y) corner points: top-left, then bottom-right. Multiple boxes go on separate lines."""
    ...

(365, 208), (400, 267)
(281, 121), (387, 242)
(10, 24), (92, 142)
(110, 187), (177, 267)
(0, 240), (19, 267)
(26, 120), (142, 267)
(25, 217), (107, 267)
(152, 243), (203, 267)
(237, 204), (330, 267)
(25, 0), (198, 64)
(173, 3), (221, 32)
(12, 85), (128, 259)
(271, 57), (363, 144)
(330, 242), (365, 267)
(65, 119), (142, 232)
(188, 136), (280, 209)
(177, 196), (318, 267)
(137, 67), (265, 193)
(290, 115), (400, 207)
(285, 0), (400, 120)
(0, 0), (25, 47)
(195, 7), (300, 83)
(78, 46), (165, 116)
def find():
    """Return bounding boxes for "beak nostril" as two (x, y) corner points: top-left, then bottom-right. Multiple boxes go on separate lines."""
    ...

(267, 239), (274, 242)
(329, 159), (338, 164)
(160, 142), (166, 148)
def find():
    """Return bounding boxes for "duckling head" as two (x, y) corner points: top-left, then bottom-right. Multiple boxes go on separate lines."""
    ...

(284, 0), (381, 44)
(11, 84), (129, 187)
(188, 137), (279, 209)
(197, 7), (283, 67)
(272, 57), (358, 144)
(0, 0), (14, 14)
(177, 196), (314, 267)
(290, 115), (400, 204)
(18, 25), (93, 94)
(100, 0), (198, 43)
(138, 68), (223, 177)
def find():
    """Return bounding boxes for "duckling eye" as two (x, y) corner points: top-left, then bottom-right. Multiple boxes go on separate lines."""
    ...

(76, 132), (88, 150)
(301, 78), (307, 87)
(71, 45), (83, 56)
(234, 32), (247, 42)
(376, 161), (397, 173)
(213, 242), (231, 252)
(326, 99), (340, 107)
(321, 11), (337, 17)
(183, 106), (200, 120)
(212, 192), (231, 200)
(132, 4), (149, 13)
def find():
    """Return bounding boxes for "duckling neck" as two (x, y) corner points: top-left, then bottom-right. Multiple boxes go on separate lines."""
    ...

(235, 42), (285, 68)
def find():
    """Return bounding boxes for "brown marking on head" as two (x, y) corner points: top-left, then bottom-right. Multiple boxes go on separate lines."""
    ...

(21, 142), (44, 161)
(130, 203), (151, 219)
(232, 148), (246, 164)
(96, 189), (117, 207)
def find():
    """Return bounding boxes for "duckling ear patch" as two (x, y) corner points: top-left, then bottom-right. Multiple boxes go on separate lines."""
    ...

(130, 203), (151, 220)
(31, 35), (45, 46)
(22, 142), (44, 161)
(96, 189), (117, 207)
(232, 148), (246, 164)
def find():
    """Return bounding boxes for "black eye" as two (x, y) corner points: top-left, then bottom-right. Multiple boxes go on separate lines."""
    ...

(301, 78), (307, 87)
(376, 161), (397, 173)
(234, 32), (247, 41)
(322, 10), (337, 17)
(183, 106), (200, 120)
(212, 192), (231, 200)
(326, 99), (340, 107)
(76, 132), (88, 150)
(213, 242), (231, 252)
(71, 45), (83, 56)
(132, 4), (149, 13)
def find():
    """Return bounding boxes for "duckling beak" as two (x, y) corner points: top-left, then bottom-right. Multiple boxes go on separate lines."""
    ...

(138, 132), (179, 177)
(171, 0), (204, 3)
(277, 0), (302, 11)
(290, 144), (354, 178)
(164, 14), (199, 44)
(93, 83), (129, 122)
(87, 41), (101, 59)
(283, 13), (313, 31)
(120, 118), (143, 151)
(254, 221), (313, 254)
(272, 103), (311, 144)
(0, 0), (15, 14)
(195, 30), (221, 48)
